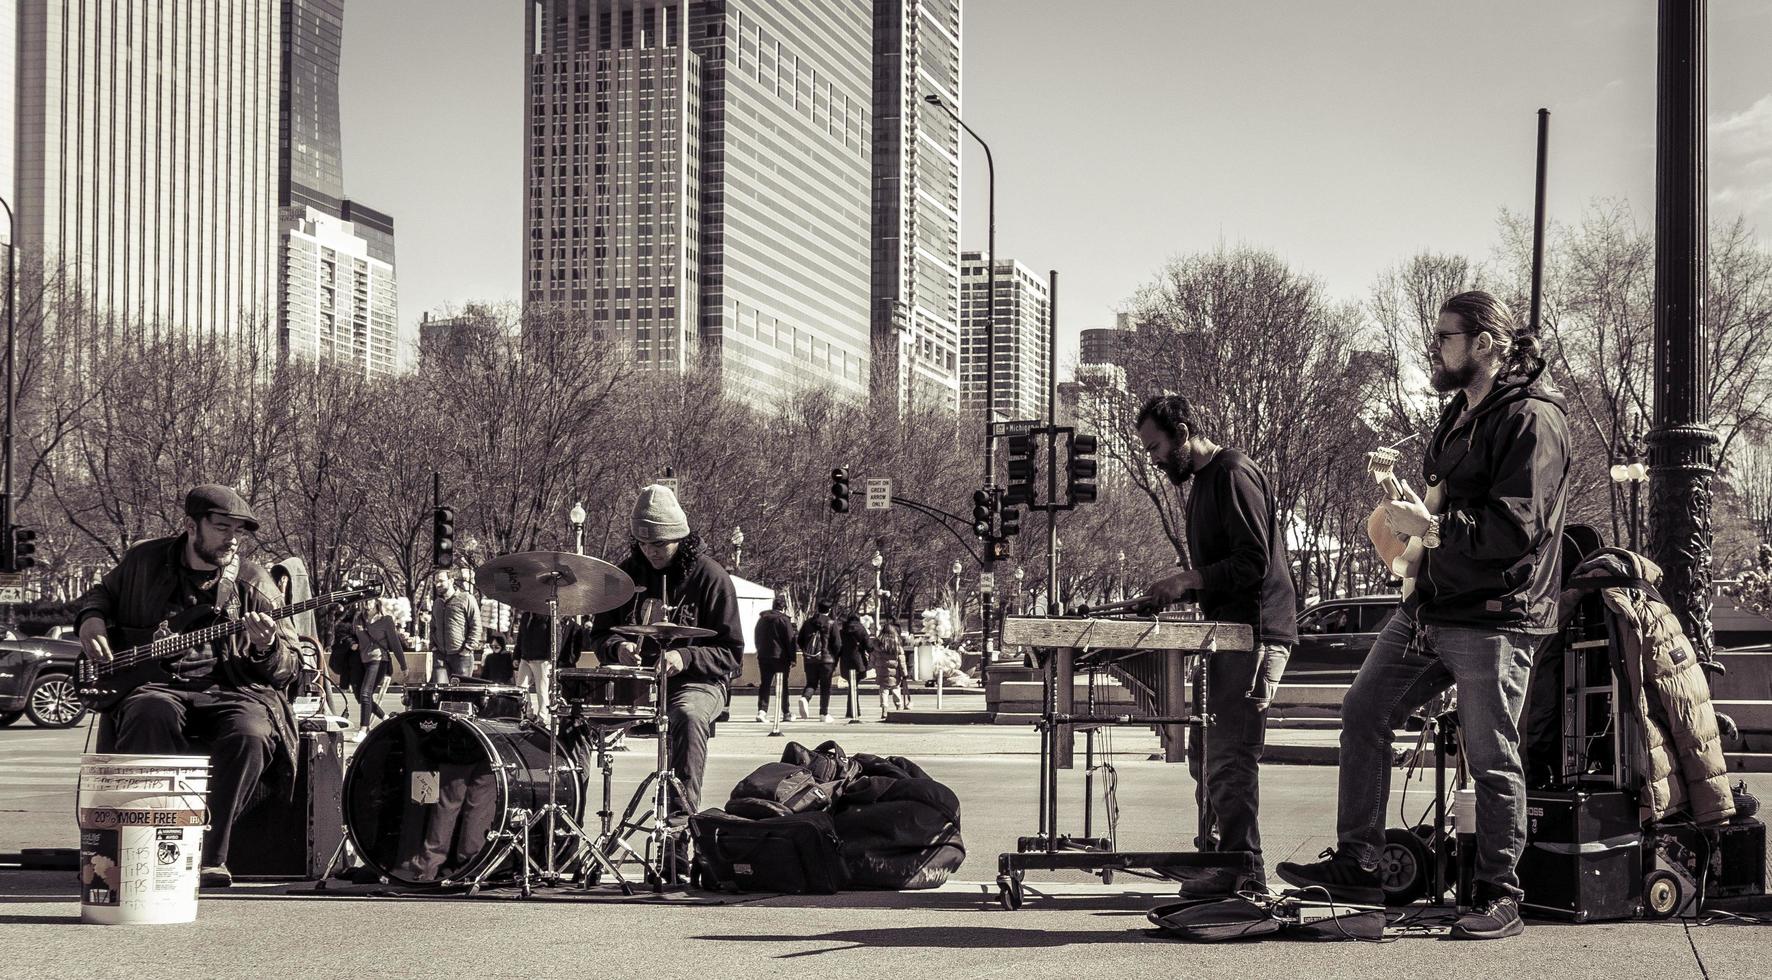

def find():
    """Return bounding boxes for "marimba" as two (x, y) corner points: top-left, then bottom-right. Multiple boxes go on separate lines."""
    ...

(995, 614), (1255, 910)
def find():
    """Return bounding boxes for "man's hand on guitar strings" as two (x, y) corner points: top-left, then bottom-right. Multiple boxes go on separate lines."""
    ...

(242, 612), (278, 652)
(1382, 485), (1433, 538)
(78, 618), (114, 662)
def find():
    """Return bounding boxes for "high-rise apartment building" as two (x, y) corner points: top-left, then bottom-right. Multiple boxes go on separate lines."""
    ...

(1079, 312), (1135, 371)
(869, 0), (962, 415)
(524, 0), (879, 407)
(8, 0), (281, 340)
(277, 0), (401, 374)
(960, 250), (1048, 422)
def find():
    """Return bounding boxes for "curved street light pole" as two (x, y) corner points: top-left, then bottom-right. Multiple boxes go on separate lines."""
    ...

(1, 194), (15, 576)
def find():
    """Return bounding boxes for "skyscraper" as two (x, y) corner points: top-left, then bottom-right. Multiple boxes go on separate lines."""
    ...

(960, 250), (1048, 422)
(869, 0), (962, 415)
(524, 1), (877, 407)
(277, 0), (401, 374)
(9, 0), (281, 341)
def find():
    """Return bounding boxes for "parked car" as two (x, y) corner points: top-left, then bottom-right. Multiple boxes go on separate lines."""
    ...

(1291, 595), (1402, 685)
(0, 627), (87, 728)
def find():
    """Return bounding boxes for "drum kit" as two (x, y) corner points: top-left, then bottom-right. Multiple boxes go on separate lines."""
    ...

(339, 549), (714, 896)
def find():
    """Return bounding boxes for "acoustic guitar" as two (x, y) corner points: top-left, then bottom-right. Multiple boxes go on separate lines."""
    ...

(77, 584), (380, 712)
(1365, 447), (1443, 598)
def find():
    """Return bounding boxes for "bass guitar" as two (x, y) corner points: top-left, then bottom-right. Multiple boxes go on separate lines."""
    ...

(1365, 447), (1443, 599)
(77, 584), (380, 712)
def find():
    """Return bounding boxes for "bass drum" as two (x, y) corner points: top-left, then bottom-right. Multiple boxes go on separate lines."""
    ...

(344, 711), (583, 887)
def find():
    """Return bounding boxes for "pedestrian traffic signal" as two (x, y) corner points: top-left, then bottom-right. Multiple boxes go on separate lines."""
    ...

(999, 505), (1022, 537)
(432, 506), (455, 567)
(972, 489), (994, 538)
(988, 539), (1011, 562)
(8, 527), (34, 572)
(1005, 433), (1038, 507)
(1067, 433), (1099, 505)
(829, 468), (852, 513)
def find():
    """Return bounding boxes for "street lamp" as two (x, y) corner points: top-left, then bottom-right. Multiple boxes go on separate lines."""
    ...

(1014, 566), (1025, 614)
(1, 194), (16, 570)
(871, 549), (884, 622)
(1609, 432), (1648, 552)
(1117, 549), (1127, 602)
(569, 501), (586, 555)
(730, 525), (744, 570)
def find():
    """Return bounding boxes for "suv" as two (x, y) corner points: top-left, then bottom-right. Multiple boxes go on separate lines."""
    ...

(0, 627), (87, 728)
(1291, 595), (1402, 685)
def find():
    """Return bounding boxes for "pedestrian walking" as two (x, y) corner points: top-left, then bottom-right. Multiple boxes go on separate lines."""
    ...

(797, 601), (838, 723)
(753, 594), (797, 721)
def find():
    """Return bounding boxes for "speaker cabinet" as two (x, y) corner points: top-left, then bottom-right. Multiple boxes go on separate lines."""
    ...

(231, 729), (345, 879)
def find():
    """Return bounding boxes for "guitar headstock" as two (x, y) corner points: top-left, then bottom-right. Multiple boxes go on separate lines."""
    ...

(1367, 447), (1401, 484)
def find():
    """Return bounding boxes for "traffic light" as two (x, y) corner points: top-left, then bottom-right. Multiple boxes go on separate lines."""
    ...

(999, 505), (1022, 537)
(987, 539), (1011, 562)
(972, 489), (994, 538)
(1067, 433), (1099, 504)
(829, 467), (852, 513)
(9, 528), (34, 571)
(432, 506), (456, 567)
(1005, 432), (1038, 507)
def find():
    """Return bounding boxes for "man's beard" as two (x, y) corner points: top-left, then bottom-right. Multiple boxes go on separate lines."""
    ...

(193, 536), (236, 567)
(1430, 359), (1477, 393)
(1157, 445), (1197, 486)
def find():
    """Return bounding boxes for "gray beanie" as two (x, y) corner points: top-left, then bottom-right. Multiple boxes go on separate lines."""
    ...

(631, 484), (690, 542)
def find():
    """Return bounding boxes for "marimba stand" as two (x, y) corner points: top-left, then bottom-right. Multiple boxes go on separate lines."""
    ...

(996, 614), (1258, 910)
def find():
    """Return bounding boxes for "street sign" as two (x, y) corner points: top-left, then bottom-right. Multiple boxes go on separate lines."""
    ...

(0, 587), (24, 604)
(656, 477), (679, 495)
(979, 572), (994, 593)
(989, 419), (1042, 437)
(865, 478), (892, 510)
(0, 572), (24, 588)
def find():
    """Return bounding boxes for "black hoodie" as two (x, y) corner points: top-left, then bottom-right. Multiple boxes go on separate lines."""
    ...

(1411, 364), (1570, 633)
(585, 549), (744, 688)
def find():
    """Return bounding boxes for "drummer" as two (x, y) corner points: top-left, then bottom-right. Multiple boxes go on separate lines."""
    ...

(580, 485), (743, 818)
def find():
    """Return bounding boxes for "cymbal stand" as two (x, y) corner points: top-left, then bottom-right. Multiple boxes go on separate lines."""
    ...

(507, 571), (595, 893)
(577, 724), (638, 895)
(605, 634), (692, 892)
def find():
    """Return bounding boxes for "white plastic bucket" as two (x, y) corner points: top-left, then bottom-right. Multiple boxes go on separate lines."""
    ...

(76, 754), (210, 925)
(1451, 787), (1478, 835)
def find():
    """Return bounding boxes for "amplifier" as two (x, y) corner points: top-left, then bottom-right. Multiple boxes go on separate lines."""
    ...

(1646, 817), (1767, 918)
(230, 729), (345, 879)
(1515, 789), (1643, 922)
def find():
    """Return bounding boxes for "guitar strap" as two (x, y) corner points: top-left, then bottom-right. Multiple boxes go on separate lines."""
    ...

(216, 556), (242, 620)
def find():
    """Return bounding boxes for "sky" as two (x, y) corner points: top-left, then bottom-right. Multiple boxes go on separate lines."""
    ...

(339, 0), (1772, 371)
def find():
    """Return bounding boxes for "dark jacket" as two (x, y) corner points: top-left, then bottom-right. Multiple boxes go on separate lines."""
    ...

(1185, 448), (1298, 647)
(798, 613), (837, 665)
(837, 616), (872, 674)
(754, 609), (797, 667)
(585, 549), (744, 689)
(1412, 366), (1570, 633)
(516, 611), (578, 664)
(75, 533), (302, 793)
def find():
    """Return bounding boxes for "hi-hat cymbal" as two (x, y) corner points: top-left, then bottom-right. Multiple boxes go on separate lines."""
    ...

(611, 623), (716, 642)
(474, 551), (636, 617)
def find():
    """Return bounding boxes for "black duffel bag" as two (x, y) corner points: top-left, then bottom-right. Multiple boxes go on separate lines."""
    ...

(688, 809), (850, 894)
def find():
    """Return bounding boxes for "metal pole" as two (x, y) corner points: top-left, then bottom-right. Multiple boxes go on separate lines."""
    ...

(1649, 0), (1717, 661)
(1, 195), (16, 576)
(1046, 270), (1059, 616)
(1530, 109), (1549, 335)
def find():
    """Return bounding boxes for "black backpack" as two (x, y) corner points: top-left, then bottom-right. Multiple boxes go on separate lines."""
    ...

(688, 809), (849, 894)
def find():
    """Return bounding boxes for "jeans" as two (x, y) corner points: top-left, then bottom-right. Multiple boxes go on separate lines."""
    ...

(667, 680), (726, 814)
(1187, 641), (1290, 878)
(757, 661), (791, 713)
(801, 662), (833, 715)
(431, 651), (473, 685)
(1336, 610), (1536, 900)
(358, 659), (388, 727)
(515, 659), (551, 719)
(111, 683), (277, 868)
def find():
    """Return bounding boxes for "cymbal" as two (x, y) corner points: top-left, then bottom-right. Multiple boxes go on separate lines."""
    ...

(611, 623), (716, 642)
(474, 551), (636, 617)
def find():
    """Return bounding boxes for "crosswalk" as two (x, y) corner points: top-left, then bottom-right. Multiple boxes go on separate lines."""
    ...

(0, 726), (92, 800)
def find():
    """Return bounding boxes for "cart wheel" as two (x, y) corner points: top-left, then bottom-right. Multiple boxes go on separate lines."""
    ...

(1378, 827), (1430, 905)
(1645, 870), (1684, 919)
(1100, 868), (1115, 885)
(997, 874), (1023, 911)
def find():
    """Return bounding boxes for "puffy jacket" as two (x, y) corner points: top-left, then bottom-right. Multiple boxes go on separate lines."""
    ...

(1562, 550), (1735, 825)
(1413, 363), (1570, 633)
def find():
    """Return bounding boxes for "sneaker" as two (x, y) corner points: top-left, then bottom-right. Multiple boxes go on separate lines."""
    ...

(199, 865), (234, 889)
(820, 714), (834, 724)
(349, 729), (367, 744)
(796, 696), (810, 720)
(1451, 887), (1525, 940)
(754, 710), (768, 723)
(1175, 866), (1268, 900)
(1275, 848), (1385, 905)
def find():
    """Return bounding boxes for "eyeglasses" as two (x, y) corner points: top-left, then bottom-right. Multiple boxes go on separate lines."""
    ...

(1426, 330), (1476, 349)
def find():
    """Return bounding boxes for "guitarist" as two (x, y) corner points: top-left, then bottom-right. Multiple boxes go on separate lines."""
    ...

(74, 485), (299, 889)
(1278, 291), (1569, 940)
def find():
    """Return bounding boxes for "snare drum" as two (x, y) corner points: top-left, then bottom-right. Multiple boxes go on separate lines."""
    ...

(555, 666), (658, 725)
(403, 683), (528, 720)
(343, 711), (583, 886)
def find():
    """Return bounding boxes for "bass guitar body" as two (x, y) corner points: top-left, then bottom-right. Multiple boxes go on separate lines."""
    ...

(76, 605), (228, 713)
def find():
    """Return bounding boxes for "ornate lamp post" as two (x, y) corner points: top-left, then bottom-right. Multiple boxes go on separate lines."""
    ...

(729, 525), (744, 570)
(569, 501), (586, 555)
(871, 549), (884, 622)
(1014, 566), (1025, 614)
(1118, 549), (1127, 602)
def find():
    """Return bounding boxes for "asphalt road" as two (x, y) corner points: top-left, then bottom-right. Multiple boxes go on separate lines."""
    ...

(2, 704), (1768, 979)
